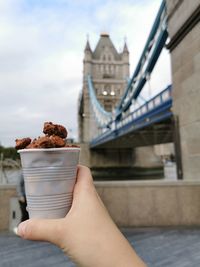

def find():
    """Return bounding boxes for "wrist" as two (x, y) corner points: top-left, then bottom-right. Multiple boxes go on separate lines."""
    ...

(104, 227), (146, 267)
(85, 222), (146, 267)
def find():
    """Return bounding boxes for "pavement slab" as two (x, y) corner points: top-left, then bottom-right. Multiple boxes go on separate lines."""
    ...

(0, 228), (200, 267)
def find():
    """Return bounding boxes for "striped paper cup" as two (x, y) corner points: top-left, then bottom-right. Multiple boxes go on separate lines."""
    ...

(18, 147), (80, 219)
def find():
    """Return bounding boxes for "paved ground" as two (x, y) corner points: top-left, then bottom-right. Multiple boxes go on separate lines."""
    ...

(0, 228), (200, 267)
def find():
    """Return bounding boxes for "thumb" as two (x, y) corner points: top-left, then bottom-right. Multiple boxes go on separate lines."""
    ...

(17, 218), (64, 246)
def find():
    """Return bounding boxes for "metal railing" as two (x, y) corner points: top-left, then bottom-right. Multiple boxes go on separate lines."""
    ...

(90, 85), (172, 147)
(116, 0), (168, 116)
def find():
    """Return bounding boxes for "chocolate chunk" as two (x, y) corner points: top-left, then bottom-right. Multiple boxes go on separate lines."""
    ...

(26, 138), (39, 149)
(43, 122), (67, 138)
(50, 135), (66, 147)
(15, 138), (31, 149)
(34, 136), (55, 148)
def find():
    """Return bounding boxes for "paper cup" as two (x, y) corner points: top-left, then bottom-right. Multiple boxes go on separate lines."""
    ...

(18, 147), (80, 219)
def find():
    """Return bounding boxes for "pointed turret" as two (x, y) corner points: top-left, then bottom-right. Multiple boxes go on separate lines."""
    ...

(122, 39), (130, 79)
(123, 41), (129, 53)
(93, 33), (121, 60)
(84, 38), (92, 63)
(83, 38), (92, 76)
(84, 39), (92, 53)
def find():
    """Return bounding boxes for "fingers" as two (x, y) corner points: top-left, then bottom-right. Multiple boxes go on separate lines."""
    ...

(71, 165), (96, 208)
(77, 165), (93, 184)
(17, 218), (64, 246)
(74, 165), (94, 191)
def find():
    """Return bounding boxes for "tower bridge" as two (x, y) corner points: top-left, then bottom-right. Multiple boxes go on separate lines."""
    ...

(78, 0), (200, 181)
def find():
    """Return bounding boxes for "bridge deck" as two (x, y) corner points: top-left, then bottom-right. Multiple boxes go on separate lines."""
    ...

(0, 228), (200, 266)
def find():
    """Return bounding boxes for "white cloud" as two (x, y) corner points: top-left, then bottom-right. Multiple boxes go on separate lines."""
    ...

(0, 0), (171, 147)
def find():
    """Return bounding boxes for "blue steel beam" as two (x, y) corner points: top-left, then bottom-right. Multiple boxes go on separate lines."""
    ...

(116, 0), (168, 117)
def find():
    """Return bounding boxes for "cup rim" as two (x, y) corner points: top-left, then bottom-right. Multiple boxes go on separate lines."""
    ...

(18, 147), (80, 153)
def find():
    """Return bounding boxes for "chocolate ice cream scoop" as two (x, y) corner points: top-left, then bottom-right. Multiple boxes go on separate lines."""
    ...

(15, 122), (73, 149)
(15, 138), (31, 149)
(43, 122), (68, 138)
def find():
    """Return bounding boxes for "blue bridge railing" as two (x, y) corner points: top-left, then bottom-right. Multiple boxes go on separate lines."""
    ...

(90, 85), (172, 148)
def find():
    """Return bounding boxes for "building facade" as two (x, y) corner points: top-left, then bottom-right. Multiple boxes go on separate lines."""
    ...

(78, 33), (130, 142)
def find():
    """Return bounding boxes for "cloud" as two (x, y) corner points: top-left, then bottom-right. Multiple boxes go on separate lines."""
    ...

(0, 0), (170, 147)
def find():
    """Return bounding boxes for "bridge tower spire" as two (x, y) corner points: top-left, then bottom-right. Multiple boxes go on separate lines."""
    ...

(83, 37), (92, 76)
(122, 38), (130, 79)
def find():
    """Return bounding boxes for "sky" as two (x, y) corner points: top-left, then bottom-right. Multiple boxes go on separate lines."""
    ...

(0, 0), (171, 147)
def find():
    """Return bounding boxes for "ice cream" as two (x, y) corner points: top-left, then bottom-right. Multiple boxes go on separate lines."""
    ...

(15, 122), (79, 149)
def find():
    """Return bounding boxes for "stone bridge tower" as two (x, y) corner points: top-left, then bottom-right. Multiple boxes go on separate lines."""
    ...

(78, 33), (161, 170)
(78, 33), (129, 143)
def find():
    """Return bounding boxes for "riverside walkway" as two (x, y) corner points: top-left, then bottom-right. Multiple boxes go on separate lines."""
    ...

(0, 228), (200, 266)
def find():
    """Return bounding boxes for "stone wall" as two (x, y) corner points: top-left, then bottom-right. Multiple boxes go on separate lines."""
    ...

(166, 0), (200, 180)
(0, 185), (17, 231)
(95, 180), (200, 226)
(1, 181), (200, 231)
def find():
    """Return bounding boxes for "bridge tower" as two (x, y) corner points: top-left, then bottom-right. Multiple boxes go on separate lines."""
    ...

(78, 33), (161, 172)
(78, 33), (129, 143)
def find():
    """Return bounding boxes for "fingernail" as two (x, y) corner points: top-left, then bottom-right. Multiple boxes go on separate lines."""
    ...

(17, 222), (27, 237)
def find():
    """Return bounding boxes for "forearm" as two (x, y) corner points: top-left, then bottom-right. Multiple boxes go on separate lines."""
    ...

(110, 228), (146, 267)
(92, 223), (146, 267)
(66, 218), (146, 267)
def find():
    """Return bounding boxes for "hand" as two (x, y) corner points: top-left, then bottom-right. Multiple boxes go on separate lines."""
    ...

(17, 165), (146, 267)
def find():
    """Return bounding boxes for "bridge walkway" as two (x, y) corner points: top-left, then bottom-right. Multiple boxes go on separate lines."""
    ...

(0, 228), (200, 266)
